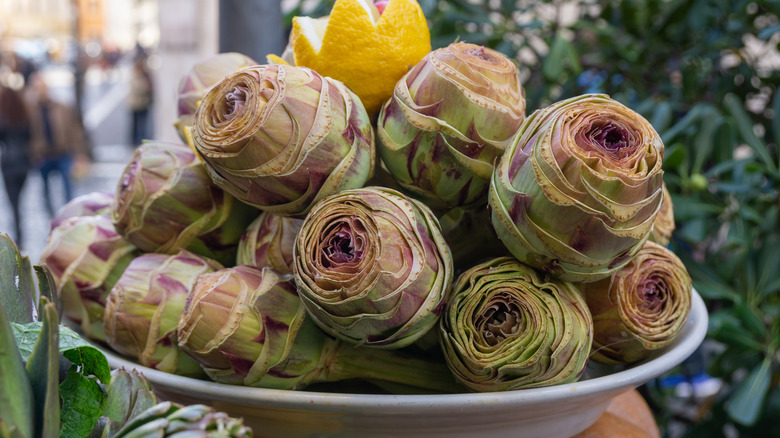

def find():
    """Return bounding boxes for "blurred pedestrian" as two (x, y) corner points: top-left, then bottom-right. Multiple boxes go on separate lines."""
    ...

(129, 56), (153, 146)
(0, 84), (32, 246)
(27, 72), (89, 216)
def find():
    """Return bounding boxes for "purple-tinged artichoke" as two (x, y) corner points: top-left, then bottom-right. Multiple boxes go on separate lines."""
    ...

(111, 141), (257, 266)
(40, 215), (137, 341)
(580, 241), (691, 364)
(177, 265), (460, 392)
(236, 212), (303, 274)
(439, 257), (593, 392)
(489, 94), (665, 282)
(174, 52), (258, 144)
(648, 183), (675, 246)
(103, 250), (222, 376)
(293, 186), (454, 349)
(50, 191), (114, 231)
(377, 42), (526, 210)
(192, 64), (375, 216)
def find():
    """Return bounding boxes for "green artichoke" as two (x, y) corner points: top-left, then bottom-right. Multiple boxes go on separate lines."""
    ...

(110, 402), (252, 438)
(103, 250), (223, 376)
(90, 368), (158, 437)
(489, 94), (665, 282)
(178, 265), (460, 392)
(439, 257), (593, 392)
(580, 241), (691, 364)
(192, 64), (375, 216)
(236, 212), (303, 274)
(40, 215), (137, 341)
(111, 141), (257, 266)
(377, 42), (526, 210)
(648, 183), (675, 246)
(50, 191), (114, 231)
(174, 52), (258, 144)
(293, 186), (454, 349)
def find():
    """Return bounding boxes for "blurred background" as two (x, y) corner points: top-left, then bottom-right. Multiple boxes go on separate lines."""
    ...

(0, 0), (778, 437)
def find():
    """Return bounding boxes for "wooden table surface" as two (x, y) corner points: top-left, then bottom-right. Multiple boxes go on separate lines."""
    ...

(573, 389), (661, 438)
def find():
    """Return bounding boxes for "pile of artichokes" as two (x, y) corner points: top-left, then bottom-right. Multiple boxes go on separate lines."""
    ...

(40, 41), (692, 396)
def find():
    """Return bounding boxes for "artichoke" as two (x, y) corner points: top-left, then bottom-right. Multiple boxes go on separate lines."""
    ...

(377, 42), (526, 210)
(648, 182), (675, 246)
(580, 240), (692, 364)
(174, 52), (258, 144)
(192, 64), (375, 216)
(438, 206), (510, 272)
(236, 212), (303, 274)
(111, 140), (257, 266)
(40, 215), (137, 341)
(50, 191), (114, 231)
(110, 402), (251, 438)
(178, 265), (460, 392)
(293, 186), (454, 349)
(439, 257), (593, 392)
(90, 368), (158, 437)
(103, 250), (223, 376)
(489, 94), (665, 282)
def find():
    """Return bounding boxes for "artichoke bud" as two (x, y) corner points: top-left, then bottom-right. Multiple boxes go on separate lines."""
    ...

(648, 182), (675, 246)
(192, 64), (375, 216)
(177, 265), (329, 389)
(438, 257), (593, 392)
(489, 93), (665, 282)
(293, 186), (454, 349)
(377, 42), (526, 210)
(580, 241), (692, 364)
(50, 191), (114, 231)
(174, 52), (258, 144)
(104, 250), (223, 376)
(111, 401), (252, 437)
(98, 368), (158, 430)
(41, 215), (137, 341)
(236, 212), (303, 274)
(111, 141), (257, 266)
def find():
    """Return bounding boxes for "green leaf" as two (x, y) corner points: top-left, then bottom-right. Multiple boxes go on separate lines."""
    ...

(0, 234), (35, 324)
(734, 302), (768, 340)
(692, 110), (720, 174)
(542, 35), (566, 82)
(727, 359), (772, 426)
(723, 93), (778, 175)
(663, 143), (687, 169)
(59, 367), (107, 438)
(0, 288), (35, 438)
(649, 101), (673, 132)
(25, 299), (60, 438)
(34, 266), (60, 321)
(12, 323), (110, 384)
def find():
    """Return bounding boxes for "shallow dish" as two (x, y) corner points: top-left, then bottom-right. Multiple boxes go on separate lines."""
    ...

(102, 289), (708, 438)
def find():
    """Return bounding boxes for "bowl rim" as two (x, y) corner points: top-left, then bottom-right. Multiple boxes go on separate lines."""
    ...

(103, 288), (708, 410)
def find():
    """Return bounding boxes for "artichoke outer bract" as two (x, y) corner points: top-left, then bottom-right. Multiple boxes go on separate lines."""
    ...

(236, 212), (303, 274)
(192, 64), (375, 216)
(293, 186), (454, 349)
(648, 183), (675, 246)
(177, 265), (327, 388)
(177, 265), (462, 392)
(174, 52), (258, 144)
(438, 257), (593, 392)
(111, 141), (257, 265)
(579, 241), (692, 364)
(40, 215), (137, 341)
(50, 191), (114, 231)
(377, 42), (526, 210)
(104, 250), (223, 376)
(489, 93), (665, 282)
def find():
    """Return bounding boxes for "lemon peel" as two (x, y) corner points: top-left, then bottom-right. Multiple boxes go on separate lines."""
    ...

(290, 0), (431, 117)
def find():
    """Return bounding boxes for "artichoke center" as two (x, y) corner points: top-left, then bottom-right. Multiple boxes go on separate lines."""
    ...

(469, 46), (492, 61)
(322, 223), (364, 267)
(586, 121), (636, 159)
(640, 278), (667, 311)
(480, 301), (522, 346)
(224, 86), (249, 119)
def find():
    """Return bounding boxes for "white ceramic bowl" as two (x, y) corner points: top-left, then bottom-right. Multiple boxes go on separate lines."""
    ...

(102, 289), (708, 438)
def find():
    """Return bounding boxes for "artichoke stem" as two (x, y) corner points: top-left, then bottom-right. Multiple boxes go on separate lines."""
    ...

(324, 341), (464, 394)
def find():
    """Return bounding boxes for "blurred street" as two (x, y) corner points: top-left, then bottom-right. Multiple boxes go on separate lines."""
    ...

(0, 60), (137, 262)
